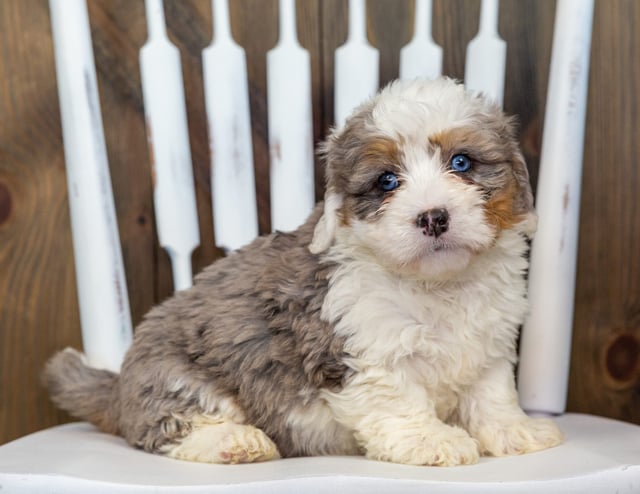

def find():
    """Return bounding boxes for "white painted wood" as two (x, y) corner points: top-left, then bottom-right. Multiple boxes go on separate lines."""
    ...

(140, 0), (200, 290)
(203, 0), (258, 252)
(464, 0), (506, 106)
(267, 0), (315, 232)
(399, 0), (442, 80)
(334, 0), (380, 126)
(518, 0), (595, 415)
(1, 414), (639, 492)
(48, 0), (132, 372)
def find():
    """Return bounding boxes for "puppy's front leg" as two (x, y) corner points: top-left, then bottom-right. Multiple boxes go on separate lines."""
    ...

(458, 359), (564, 457)
(326, 373), (479, 466)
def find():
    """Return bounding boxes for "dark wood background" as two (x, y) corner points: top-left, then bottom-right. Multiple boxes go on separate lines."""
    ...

(1, 0), (638, 445)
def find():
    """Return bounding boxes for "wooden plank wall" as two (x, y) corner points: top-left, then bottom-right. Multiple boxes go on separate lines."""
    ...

(0, 0), (638, 445)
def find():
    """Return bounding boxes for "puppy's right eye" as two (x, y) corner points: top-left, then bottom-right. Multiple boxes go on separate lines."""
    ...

(378, 172), (399, 192)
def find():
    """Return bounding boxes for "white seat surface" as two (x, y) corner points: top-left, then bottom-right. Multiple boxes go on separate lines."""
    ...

(0, 413), (638, 493)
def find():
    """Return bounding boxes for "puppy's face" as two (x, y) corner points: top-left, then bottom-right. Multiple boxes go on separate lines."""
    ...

(311, 78), (535, 280)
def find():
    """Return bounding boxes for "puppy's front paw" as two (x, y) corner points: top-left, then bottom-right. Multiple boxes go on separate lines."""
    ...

(366, 424), (480, 467)
(476, 417), (563, 457)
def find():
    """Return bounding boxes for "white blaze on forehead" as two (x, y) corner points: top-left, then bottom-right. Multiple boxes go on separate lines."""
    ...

(369, 79), (492, 143)
(397, 145), (453, 211)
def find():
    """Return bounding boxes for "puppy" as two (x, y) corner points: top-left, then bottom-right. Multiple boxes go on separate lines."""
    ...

(44, 78), (563, 466)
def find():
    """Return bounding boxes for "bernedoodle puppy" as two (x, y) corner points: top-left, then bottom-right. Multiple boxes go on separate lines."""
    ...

(44, 78), (564, 467)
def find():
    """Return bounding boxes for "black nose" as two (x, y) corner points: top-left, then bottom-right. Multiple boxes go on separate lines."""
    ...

(417, 208), (450, 238)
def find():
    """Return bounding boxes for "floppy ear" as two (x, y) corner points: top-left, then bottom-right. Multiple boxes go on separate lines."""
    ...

(309, 125), (350, 254)
(309, 191), (343, 254)
(512, 150), (538, 236)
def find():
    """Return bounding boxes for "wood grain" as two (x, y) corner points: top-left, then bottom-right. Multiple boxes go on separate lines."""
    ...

(0, 0), (638, 445)
(0, 0), (80, 441)
(227, 0), (278, 234)
(569, 0), (640, 421)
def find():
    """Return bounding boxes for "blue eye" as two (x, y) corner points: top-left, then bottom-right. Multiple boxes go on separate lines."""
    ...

(450, 154), (472, 172)
(378, 172), (399, 192)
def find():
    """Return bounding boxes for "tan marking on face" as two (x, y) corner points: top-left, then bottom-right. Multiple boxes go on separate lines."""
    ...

(361, 136), (402, 164)
(482, 180), (522, 232)
(428, 126), (512, 166)
(430, 124), (533, 232)
(338, 208), (351, 227)
(338, 135), (404, 224)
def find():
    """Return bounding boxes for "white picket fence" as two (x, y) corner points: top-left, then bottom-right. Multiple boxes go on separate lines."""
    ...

(48, 0), (593, 417)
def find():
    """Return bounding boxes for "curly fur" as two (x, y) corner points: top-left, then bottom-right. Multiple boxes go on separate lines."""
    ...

(44, 78), (562, 466)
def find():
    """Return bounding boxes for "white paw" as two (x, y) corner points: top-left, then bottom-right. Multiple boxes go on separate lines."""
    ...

(166, 416), (280, 464)
(476, 417), (564, 457)
(366, 424), (480, 467)
(217, 425), (281, 464)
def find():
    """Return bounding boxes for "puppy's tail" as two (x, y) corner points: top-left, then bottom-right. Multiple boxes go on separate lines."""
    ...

(42, 348), (120, 434)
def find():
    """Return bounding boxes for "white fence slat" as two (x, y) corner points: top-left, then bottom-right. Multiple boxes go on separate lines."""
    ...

(334, 0), (379, 127)
(518, 0), (595, 415)
(399, 0), (442, 80)
(464, 0), (506, 106)
(267, 0), (315, 232)
(204, 0), (258, 252)
(140, 0), (200, 291)
(49, 0), (133, 371)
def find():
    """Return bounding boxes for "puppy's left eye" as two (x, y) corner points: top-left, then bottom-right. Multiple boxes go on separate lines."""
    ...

(450, 154), (472, 173)
(378, 172), (399, 192)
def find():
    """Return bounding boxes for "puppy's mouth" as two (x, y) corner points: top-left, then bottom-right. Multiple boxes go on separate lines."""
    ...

(426, 238), (463, 254)
(432, 242), (447, 252)
(420, 234), (474, 257)
(400, 235), (475, 280)
(417, 226), (456, 252)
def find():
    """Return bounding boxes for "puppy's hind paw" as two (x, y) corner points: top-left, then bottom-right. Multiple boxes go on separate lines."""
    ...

(165, 416), (280, 464)
(477, 417), (564, 457)
(217, 425), (281, 464)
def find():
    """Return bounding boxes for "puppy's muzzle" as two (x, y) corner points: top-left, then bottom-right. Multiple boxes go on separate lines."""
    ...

(417, 208), (450, 238)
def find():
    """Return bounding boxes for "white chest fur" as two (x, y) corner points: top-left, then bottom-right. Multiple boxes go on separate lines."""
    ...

(321, 229), (530, 400)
